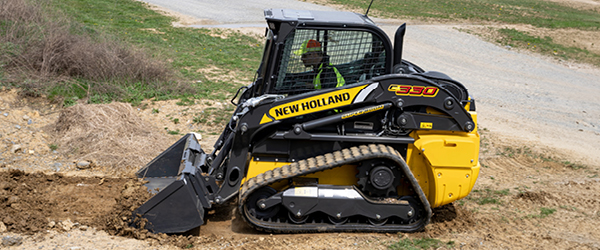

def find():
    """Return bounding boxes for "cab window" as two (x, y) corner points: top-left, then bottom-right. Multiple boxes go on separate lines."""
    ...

(271, 29), (386, 95)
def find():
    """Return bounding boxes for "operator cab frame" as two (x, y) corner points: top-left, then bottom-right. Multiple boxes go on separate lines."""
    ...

(253, 9), (394, 97)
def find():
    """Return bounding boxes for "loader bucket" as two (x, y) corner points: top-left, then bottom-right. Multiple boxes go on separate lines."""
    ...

(133, 133), (216, 233)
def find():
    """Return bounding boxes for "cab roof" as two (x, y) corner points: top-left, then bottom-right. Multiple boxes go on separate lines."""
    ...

(264, 8), (376, 27)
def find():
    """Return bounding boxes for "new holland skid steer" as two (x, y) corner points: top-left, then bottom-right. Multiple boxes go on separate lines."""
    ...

(134, 8), (480, 234)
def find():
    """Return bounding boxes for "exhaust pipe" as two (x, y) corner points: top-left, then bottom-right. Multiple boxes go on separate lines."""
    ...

(133, 133), (218, 233)
(393, 23), (406, 72)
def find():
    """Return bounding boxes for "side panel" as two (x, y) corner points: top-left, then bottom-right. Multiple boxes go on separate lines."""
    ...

(406, 112), (480, 208)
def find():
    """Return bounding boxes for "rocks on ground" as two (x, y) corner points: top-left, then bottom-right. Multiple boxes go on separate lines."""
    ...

(2, 236), (23, 247)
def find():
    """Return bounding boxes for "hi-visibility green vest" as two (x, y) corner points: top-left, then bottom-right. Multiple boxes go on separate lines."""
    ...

(313, 63), (345, 89)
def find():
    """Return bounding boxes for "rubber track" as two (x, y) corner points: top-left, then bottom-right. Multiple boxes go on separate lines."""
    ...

(239, 144), (432, 233)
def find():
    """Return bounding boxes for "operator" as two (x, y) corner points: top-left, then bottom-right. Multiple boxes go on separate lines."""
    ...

(295, 39), (345, 90)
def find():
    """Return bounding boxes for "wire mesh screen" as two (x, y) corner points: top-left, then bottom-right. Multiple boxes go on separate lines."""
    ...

(273, 29), (386, 95)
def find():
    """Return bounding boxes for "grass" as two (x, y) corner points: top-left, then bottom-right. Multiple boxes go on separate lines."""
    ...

(496, 145), (590, 171)
(561, 160), (586, 170)
(469, 188), (510, 205)
(167, 129), (180, 135)
(527, 207), (556, 218)
(176, 97), (196, 106)
(48, 0), (263, 99)
(497, 145), (556, 162)
(560, 205), (577, 211)
(192, 106), (234, 128)
(332, 0), (600, 29)
(388, 238), (454, 250)
(331, 0), (600, 66)
(496, 28), (600, 65)
(0, 0), (262, 105)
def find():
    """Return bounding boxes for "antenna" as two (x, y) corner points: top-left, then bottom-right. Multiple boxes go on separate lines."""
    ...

(365, 0), (375, 16)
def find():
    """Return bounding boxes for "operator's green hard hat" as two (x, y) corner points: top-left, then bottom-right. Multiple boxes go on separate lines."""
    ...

(294, 39), (322, 56)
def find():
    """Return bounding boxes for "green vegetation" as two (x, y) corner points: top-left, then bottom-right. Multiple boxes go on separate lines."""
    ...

(332, 0), (600, 65)
(176, 97), (196, 106)
(167, 129), (180, 135)
(48, 144), (59, 151)
(527, 207), (556, 218)
(496, 28), (600, 65)
(192, 106), (234, 127)
(539, 207), (556, 217)
(560, 205), (577, 211)
(561, 160), (586, 170)
(496, 145), (590, 170)
(0, 0), (262, 105)
(51, 0), (263, 101)
(333, 0), (600, 29)
(469, 188), (510, 205)
(498, 146), (536, 158)
(389, 237), (454, 250)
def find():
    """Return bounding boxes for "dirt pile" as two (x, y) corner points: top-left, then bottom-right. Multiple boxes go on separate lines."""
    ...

(1, 89), (222, 175)
(427, 204), (476, 237)
(52, 102), (171, 173)
(98, 180), (154, 238)
(515, 190), (553, 204)
(0, 168), (200, 248)
(0, 169), (132, 234)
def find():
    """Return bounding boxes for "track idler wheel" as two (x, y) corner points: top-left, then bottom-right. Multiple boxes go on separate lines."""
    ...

(368, 217), (388, 226)
(244, 187), (280, 220)
(288, 212), (308, 224)
(328, 215), (348, 225)
(400, 196), (422, 224)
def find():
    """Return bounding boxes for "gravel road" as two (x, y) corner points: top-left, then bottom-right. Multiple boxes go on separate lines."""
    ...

(140, 0), (336, 28)
(140, 0), (600, 166)
(390, 24), (600, 166)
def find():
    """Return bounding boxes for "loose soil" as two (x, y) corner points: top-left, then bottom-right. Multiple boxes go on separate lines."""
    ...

(2, 0), (600, 249)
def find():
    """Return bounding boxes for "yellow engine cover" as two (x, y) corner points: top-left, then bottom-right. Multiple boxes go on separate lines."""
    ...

(406, 111), (480, 208)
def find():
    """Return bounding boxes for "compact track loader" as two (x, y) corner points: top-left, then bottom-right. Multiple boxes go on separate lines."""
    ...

(134, 8), (480, 234)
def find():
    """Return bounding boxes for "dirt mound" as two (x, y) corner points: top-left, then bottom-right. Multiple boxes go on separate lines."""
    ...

(52, 102), (171, 173)
(0, 169), (132, 234)
(427, 203), (476, 236)
(515, 191), (552, 204)
(95, 180), (152, 237)
(0, 168), (201, 248)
